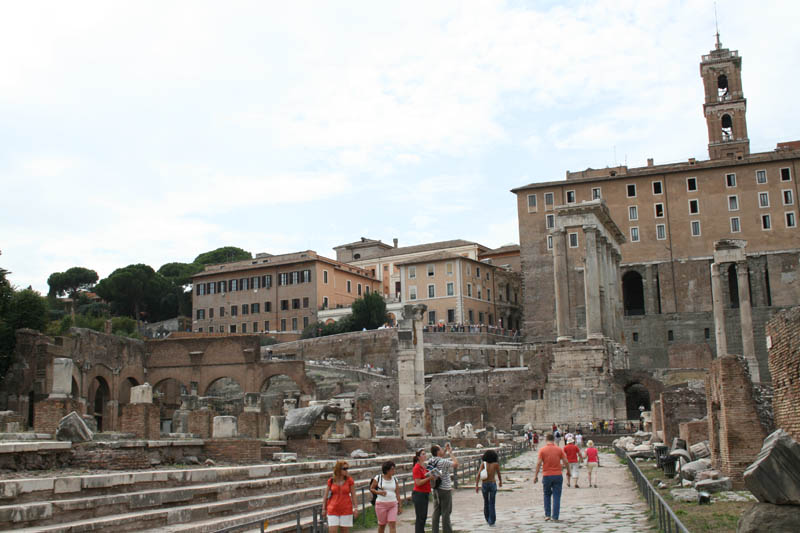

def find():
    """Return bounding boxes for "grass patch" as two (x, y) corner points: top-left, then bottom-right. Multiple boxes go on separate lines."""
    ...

(636, 460), (749, 533)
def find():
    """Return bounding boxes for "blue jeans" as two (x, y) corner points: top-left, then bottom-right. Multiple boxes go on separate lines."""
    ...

(542, 475), (563, 520)
(481, 482), (497, 525)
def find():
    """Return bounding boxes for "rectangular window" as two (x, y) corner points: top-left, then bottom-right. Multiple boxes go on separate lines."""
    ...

(656, 224), (666, 240)
(783, 190), (794, 205)
(209, 308), (214, 319)
(220, 306), (225, 317)
(787, 212), (797, 228)
(544, 192), (554, 209)
(667, 330), (674, 342)
(477, 288), (482, 299)
(762, 214), (771, 230)
(627, 184), (637, 198)
(208, 326), (213, 333)
(687, 177), (697, 191)
(728, 195), (739, 211)
(322, 296), (328, 308)
(466, 264), (471, 276)
(475, 267), (480, 278)
(357, 283), (362, 296)
(230, 279), (238, 291)
(446, 262), (453, 275)
(303, 316), (309, 328)
(280, 300), (288, 311)
(479, 311), (484, 323)
(759, 192), (770, 208)
(547, 235), (553, 250)
(628, 206), (638, 221)
(302, 270), (311, 283)
(302, 297), (309, 308)
(253, 321), (258, 332)
(229, 324), (236, 333)
(467, 284), (472, 297)
(468, 310), (474, 323)
(219, 280), (227, 293)
(446, 282), (454, 296)
(265, 301), (271, 312)
(346, 280), (352, 293)
(730, 217), (741, 233)
(427, 264), (435, 277)
(264, 320), (270, 331)
(566, 190), (576, 203)
(652, 181), (662, 195)
(231, 305), (238, 316)
(241, 323), (246, 333)
(568, 232), (578, 248)
(756, 169), (767, 184)
(409, 286), (417, 300)
(323, 270), (328, 284)
(251, 276), (259, 289)
(689, 199), (699, 214)
(292, 298), (300, 309)
(291, 271), (299, 284)
(280, 319), (286, 332)
(654, 203), (664, 218)
(428, 284), (435, 298)
(781, 167), (792, 182)
(292, 318), (297, 331)
(545, 214), (555, 229)
(630, 227), (640, 242)
(241, 278), (249, 290)
(197, 283), (205, 296)
(592, 187), (601, 200)
(241, 304), (248, 315)
(428, 311), (436, 325)
(726, 173), (736, 187)
(196, 309), (205, 320)
(251, 302), (259, 314)
(691, 220), (701, 236)
(209, 282), (216, 295)
(486, 288), (491, 301)
(447, 309), (455, 323)
(408, 266), (416, 279)
(365, 286), (369, 295)
(279, 273), (288, 286)
(527, 194), (537, 212)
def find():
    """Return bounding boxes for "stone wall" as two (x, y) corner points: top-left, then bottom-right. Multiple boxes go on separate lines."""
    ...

(203, 438), (262, 463)
(268, 329), (398, 373)
(119, 404), (160, 439)
(766, 306), (800, 441)
(679, 418), (708, 446)
(706, 355), (768, 484)
(658, 387), (706, 444)
(33, 399), (83, 434)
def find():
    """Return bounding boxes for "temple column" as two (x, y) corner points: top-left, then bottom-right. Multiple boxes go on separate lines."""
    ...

(736, 261), (759, 382)
(613, 251), (624, 341)
(552, 229), (571, 341)
(710, 262), (728, 357)
(583, 225), (602, 339)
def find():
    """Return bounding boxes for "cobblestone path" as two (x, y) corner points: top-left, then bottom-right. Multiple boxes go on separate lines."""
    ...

(366, 450), (655, 532)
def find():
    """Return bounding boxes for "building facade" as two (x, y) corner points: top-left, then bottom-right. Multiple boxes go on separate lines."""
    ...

(191, 250), (379, 338)
(513, 39), (800, 381)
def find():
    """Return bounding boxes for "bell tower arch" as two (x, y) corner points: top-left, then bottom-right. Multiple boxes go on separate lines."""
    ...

(700, 34), (749, 160)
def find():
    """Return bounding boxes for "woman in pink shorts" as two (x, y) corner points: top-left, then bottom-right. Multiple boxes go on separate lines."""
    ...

(370, 460), (403, 533)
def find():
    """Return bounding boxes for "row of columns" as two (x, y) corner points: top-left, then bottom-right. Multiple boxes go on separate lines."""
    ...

(710, 260), (759, 382)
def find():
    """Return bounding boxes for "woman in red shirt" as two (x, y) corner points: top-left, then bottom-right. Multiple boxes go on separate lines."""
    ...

(412, 449), (436, 533)
(322, 460), (359, 532)
(584, 440), (600, 488)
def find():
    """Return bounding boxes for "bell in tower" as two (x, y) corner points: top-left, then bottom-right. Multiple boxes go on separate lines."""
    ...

(700, 34), (750, 160)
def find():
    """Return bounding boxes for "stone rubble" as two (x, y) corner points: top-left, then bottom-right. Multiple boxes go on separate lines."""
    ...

(55, 411), (93, 443)
(743, 428), (800, 505)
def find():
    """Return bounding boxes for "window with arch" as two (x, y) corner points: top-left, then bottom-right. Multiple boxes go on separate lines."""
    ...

(717, 73), (729, 100)
(721, 114), (733, 141)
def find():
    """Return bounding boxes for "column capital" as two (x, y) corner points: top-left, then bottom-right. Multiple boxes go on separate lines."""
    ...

(550, 227), (566, 235)
(582, 224), (599, 233)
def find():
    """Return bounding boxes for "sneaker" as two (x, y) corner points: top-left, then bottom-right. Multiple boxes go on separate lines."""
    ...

(545, 517), (551, 521)
(575, 483), (580, 488)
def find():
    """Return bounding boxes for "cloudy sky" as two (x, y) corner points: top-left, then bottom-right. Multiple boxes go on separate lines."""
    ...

(2, 1), (798, 293)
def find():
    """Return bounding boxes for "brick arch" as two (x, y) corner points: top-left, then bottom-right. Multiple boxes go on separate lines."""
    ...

(199, 368), (251, 396)
(613, 370), (665, 419)
(203, 338), (254, 364)
(258, 361), (316, 398)
(203, 375), (245, 397)
(86, 363), (117, 405)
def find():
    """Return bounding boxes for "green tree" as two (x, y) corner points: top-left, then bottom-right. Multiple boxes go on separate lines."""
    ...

(193, 246), (252, 266)
(95, 264), (176, 322)
(0, 287), (48, 376)
(47, 267), (99, 298)
(157, 262), (204, 286)
(350, 291), (388, 330)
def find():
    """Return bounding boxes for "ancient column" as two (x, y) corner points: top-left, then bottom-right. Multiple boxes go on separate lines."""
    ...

(583, 225), (602, 339)
(736, 261), (759, 382)
(710, 262), (728, 357)
(613, 251), (624, 341)
(397, 304), (427, 437)
(552, 229), (571, 340)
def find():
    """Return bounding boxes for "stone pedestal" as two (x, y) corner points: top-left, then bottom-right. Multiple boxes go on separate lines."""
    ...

(213, 416), (238, 438)
(120, 403), (160, 439)
(50, 358), (74, 399)
(431, 404), (445, 436)
(269, 415), (286, 440)
(130, 384), (153, 404)
(172, 409), (190, 434)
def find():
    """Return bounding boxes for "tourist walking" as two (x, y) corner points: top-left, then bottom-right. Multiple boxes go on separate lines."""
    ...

(322, 460), (358, 532)
(370, 461), (402, 533)
(584, 440), (600, 488)
(533, 433), (571, 522)
(533, 431), (539, 450)
(563, 437), (582, 488)
(575, 431), (583, 447)
(475, 449), (502, 526)
(428, 443), (458, 533)
(412, 448), (436, 533)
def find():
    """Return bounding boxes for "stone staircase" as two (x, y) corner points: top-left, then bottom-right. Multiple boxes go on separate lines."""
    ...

(0, 448), (493, 533)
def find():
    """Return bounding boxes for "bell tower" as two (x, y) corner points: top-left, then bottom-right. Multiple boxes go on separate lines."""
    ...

(700, 34), (749, 160)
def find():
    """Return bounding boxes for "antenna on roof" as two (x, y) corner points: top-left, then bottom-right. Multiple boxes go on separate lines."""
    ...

(714, 1), (722, 49)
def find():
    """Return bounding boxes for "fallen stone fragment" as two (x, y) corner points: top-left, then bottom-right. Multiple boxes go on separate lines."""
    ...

(695, 477), (732, 493)
(55, 411), (93, 443)
(743, 429), (800, 505)
(696, 469), (721, 481)
(350, 449), (370, 459)
(690, 441), (711, 460)
(680, 458), (711, 481)
(670, 488), (698, 502)
(737, 503), (800, 533)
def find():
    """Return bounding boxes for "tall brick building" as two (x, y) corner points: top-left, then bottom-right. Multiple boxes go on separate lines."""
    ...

(513, 39), (800, 381)
(191, 250), (379, 337)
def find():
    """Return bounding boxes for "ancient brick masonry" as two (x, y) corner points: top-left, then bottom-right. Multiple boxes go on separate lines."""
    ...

(203, 438), (261, 463)
(658, 388), (706, 445)
(679, 419), (709, 446)
(706, 355), (768, 485)
(119, 404), (160, 439)
(766, 307), (800, 441)
(33, 399), (83, 434)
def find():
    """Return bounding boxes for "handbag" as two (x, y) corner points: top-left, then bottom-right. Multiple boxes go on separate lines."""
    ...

(370, 475), (382, 506)
(480, 461), (488, 481)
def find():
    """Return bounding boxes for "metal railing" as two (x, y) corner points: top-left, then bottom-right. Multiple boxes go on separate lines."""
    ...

(214, 443), (526, 533)
(614, 446), (689, 533)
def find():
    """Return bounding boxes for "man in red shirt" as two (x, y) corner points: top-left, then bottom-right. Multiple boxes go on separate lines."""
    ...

(533, 433), (570, 522)
(562, 437), (582, 488)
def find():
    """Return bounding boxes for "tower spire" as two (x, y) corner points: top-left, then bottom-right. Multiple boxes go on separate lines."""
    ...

(714, 2), (722, 49)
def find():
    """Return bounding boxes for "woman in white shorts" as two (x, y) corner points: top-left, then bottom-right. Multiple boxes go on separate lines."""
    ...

(323, 460), (359, 532)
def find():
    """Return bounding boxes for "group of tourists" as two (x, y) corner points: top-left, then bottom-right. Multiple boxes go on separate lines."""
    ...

(321, 433), (600, 530)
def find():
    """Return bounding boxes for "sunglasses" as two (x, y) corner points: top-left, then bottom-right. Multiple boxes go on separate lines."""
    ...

(342, 467), (349, 470)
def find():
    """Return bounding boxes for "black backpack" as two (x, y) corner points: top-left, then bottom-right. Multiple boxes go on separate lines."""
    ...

(370, 475), (383, 506)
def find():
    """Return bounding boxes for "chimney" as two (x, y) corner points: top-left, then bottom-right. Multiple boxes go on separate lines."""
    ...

(393, 238), (398, 248)
(647, 158), (654, 167)
(688, 158), (697, 165)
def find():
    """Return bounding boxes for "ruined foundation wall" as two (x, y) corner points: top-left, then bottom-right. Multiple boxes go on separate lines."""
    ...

(659, 388), (706, 444)
(766, 306), (800, 441)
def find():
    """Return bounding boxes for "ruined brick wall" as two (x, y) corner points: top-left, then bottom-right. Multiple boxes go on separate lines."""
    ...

(706, 355), (767, 484)
(659, 387), (706, 444)
(203, 438), (261, 463)
(237, 412), (266, 439)
(269, 329), (398, 373)
(71, 446), (151, 470)
(33, 399), (83, 434)
(119, 404), (160, 439)
(188, 410), (217, 438)
(766, 306), (800, 441)
(679, 418), (708, 445)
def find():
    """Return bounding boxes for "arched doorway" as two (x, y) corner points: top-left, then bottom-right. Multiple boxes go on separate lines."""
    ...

(625, 383), (651, 421)
(622, 271), (645, 316)
(154, 378), (188, 432)
(261, 374), (302, 417)
(205, 377), (244, 416)
(90, 377), (111, 432)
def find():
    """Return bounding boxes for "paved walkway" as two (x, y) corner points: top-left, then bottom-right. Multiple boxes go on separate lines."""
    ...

(364, 450), (654, 532)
